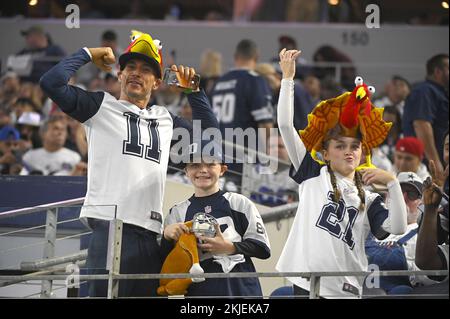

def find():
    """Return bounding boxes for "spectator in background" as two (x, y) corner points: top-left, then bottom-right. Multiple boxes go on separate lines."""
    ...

(153, 82), (187, 116)
(17, 82), (44, 112)
(392, 137), (430, 181)
(11, 25), (65, 83)
(0, 126), (21, 175)
(402, 54), (449, 178)
(20, 117), (81, 175)
(374, 75), (411, 116)
(78, 30), (122, 86)
(366, 172), (440, 295)
(312, 45), (357, 91)
(10, 98), (38, 125)
(0, 72), (20, 112)
(249, 133), (299, 206)
(270, 35), (311, 80)
(320, 76), (345, 100)
(302, 74), (321, 105)
(255, 63), (315, 131)
(285, 0), (319, 22)
(0, 109), (12, 128)
(210, 39), (273, 185)
(380, 106), (403, 162)
(16, 111), (42, 151)
(415, 160), (448, 297)
(103, 73), (121, 99)
(199, 49), (223, 98)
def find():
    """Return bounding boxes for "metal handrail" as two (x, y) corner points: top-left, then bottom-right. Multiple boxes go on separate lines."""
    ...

(20, 250), (88, 271)
(0, 270), (447, 281)
(0, 197), (85, 220)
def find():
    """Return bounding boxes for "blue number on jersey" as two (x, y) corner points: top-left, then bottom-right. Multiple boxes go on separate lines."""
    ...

(316, 192), (358, 249)
(122, 112), (161, 163)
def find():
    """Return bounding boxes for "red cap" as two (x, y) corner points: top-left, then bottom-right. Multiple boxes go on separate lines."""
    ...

(395, 137), (424, 159)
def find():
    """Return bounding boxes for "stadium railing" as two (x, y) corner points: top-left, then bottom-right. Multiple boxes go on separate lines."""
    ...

(0, 200), (448, 299)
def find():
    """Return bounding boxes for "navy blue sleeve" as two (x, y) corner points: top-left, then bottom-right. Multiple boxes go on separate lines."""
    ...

(187, 89), (220, 129)
(234, 238), (271, 259)
(171, 89), (219, 133)
(289, 151), (323, 184)
(367, 196), (390, 240)
(39, 48), (104, 123)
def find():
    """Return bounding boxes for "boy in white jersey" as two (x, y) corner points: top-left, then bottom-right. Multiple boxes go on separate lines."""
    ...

(275, 49), (407, 298)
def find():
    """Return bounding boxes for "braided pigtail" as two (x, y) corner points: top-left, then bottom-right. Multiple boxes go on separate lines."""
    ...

(326, 161), (341, 204)
(354, 170), (366, 211)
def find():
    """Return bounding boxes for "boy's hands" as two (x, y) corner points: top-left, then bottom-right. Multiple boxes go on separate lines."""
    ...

(198, 224), (236, 255)
(163, 223), (190, 241)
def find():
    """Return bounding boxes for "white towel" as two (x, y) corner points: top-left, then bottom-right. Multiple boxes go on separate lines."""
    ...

(213, 254), (246, 273)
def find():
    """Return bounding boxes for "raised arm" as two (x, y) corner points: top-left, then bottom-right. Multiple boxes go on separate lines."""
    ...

(416, 160), (446, 269)
(39, 47), (114, 123)
(277, 49), (306, 171)
(169, 65), (219, 132)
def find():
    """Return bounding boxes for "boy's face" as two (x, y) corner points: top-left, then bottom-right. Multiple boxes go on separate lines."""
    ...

(185, 161), (227, 191)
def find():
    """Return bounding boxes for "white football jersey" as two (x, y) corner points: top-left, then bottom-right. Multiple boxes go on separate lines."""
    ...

(277, 159), (389, 299)
(79, 93), (173, 234)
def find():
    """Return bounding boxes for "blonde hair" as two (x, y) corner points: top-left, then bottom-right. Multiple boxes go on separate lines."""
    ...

(200, 49), (223, 78)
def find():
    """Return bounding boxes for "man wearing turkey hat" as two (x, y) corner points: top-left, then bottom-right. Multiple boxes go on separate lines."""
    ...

(40, 30), (219, 297)
(393, 136), (430, 181)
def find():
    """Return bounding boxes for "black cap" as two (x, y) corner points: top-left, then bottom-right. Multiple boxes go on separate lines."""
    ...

(181, 140), (224, 166)
(118, 52), (162, 79)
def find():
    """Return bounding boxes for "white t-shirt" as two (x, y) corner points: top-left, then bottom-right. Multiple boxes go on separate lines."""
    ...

(21, 147), (81, 175)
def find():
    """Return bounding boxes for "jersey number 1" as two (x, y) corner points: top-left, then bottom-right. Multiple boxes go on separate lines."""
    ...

(123, 112), (161, 163)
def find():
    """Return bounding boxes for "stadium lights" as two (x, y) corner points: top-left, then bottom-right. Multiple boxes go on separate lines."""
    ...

(442, 1), (449, 9)
(328, 0), (340, 5)
(29, 0), (38, 6)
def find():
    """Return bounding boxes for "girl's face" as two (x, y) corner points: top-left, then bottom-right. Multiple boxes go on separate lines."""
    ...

(323, 136), (363, 177)
(185, 162), (227, 191)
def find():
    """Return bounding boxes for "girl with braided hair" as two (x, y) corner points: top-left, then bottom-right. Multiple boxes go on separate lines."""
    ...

(275, 49), (408, 298)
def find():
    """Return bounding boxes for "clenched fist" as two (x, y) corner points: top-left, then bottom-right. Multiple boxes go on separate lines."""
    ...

(87, 47), (116, 72)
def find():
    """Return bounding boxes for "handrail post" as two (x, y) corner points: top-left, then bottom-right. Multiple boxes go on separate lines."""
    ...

(309, 275), (321, 299)
(40, 207), (58, 298)
(107, 219), (123, 299)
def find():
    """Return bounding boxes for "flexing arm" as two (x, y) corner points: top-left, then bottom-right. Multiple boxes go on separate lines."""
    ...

(362, 168), (407, 236)
(39, 48), (112, 122)
(277, 49), (307, 171)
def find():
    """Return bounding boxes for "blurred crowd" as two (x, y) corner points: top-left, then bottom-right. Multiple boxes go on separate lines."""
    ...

(1, 0), (448, 25)
(0, 26), (448, 210)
